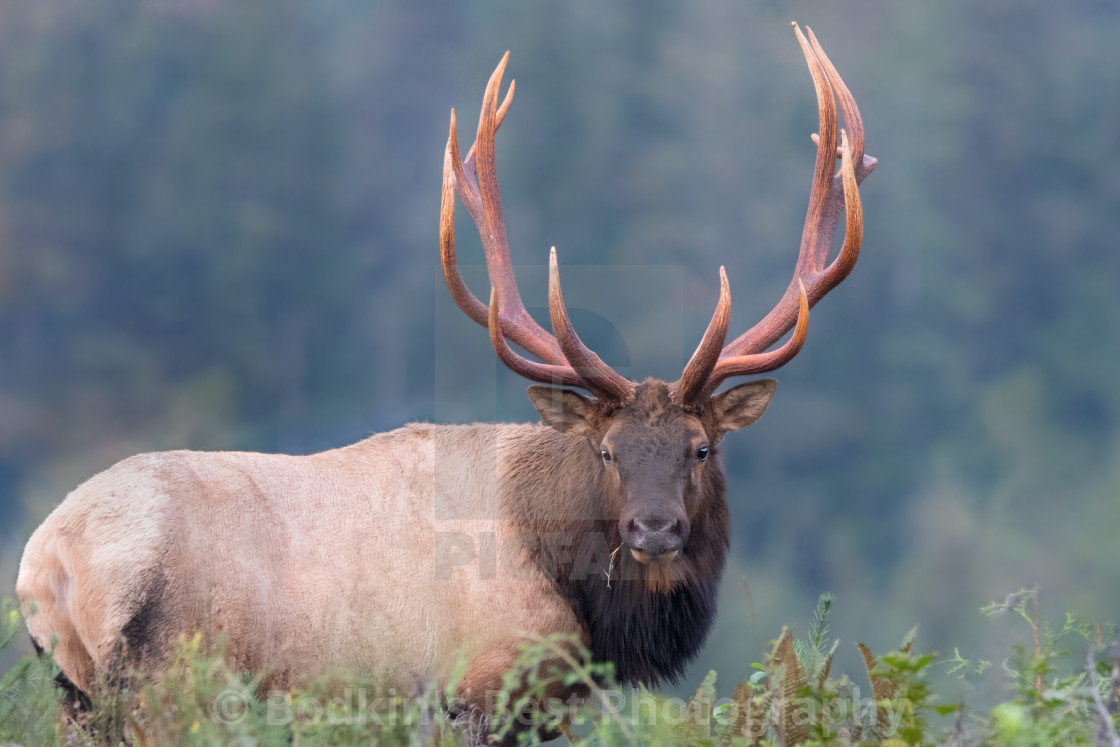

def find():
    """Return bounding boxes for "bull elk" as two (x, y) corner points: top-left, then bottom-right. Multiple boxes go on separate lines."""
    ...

(17, 24), (874, 740)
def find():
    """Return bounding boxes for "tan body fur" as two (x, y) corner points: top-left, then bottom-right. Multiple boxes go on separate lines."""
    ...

(17, 422), (583, 699)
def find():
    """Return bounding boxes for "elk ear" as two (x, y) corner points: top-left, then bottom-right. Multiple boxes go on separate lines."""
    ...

(527, 386), (601, 435)
(709, 379), (778, 435)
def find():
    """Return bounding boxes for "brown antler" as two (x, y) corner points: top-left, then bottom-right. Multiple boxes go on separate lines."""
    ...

(670, 24), (877, 407)
(442, 53), (635, 404)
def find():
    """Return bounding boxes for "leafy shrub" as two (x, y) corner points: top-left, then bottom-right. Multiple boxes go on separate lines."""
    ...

(1, 590), (1117, 746)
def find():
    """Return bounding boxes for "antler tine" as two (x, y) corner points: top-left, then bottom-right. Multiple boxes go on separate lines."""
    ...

(795, 23), (841, 279)
(441, 111), (488, 325)
(807, 26), (870, 285)
(807, 26), (872, 182)
(668, 267), (731, 406)
(463, 77), (514, 174)
(702, 281), (810, 398)
(487, 289), (589, 390)
(440, 53), (565, 365)
(548, 249), (635, 404)
(716, 24), (874, 363)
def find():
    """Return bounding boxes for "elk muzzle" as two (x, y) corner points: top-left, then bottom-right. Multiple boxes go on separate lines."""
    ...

(619, 502), (689, 564)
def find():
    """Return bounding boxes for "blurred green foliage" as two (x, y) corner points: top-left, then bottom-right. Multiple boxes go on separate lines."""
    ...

(0, 0), (1118, 700)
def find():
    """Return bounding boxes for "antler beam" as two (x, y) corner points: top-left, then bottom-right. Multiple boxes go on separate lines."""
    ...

(670, 24), (876, 407)
(442, 53), (635, 405)
(440, 53), (565, 365)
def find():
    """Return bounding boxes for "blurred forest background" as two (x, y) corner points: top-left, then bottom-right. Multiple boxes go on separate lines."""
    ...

(1, 0), (1118, 701)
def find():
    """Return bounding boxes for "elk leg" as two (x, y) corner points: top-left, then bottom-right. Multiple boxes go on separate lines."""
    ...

(455, 638), (587, 745)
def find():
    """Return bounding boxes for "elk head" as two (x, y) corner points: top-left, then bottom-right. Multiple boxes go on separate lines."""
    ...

(440, 25), (876, 568)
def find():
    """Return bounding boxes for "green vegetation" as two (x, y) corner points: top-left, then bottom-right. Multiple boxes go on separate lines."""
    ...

(3, 591), (1116, 745)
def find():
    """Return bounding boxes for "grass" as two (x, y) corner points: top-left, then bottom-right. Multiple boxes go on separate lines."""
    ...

(1, 590), (1117, 746)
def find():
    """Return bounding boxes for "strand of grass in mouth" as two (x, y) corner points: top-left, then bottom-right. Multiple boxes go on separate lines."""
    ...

(604, 545), (622, 588)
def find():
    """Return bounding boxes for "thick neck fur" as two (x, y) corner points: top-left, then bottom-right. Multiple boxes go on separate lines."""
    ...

(501, 383), (730, 687)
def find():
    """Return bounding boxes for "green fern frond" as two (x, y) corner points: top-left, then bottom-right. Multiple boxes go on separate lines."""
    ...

(810, 593), (834, 653)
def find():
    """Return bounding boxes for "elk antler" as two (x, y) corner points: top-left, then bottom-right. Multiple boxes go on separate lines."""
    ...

(670, 24), (877, 407)
(442, 53), (635, 405)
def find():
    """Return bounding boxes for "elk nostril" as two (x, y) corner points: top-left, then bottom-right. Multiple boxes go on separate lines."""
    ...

(635, 518), (673, 535)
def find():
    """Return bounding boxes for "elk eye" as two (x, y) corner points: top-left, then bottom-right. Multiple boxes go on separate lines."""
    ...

(696, 446), (710, 461)
(600, 448), (613, 464)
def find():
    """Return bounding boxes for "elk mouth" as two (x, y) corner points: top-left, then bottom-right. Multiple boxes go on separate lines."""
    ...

(620, 512), (688, 564)
(629, 548), (679, 565)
